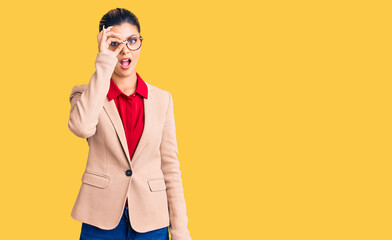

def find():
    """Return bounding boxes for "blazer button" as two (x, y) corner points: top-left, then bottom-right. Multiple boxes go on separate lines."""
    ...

(125, 169), (132, 176)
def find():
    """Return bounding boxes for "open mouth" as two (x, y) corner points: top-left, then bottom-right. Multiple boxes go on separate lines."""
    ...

(120, 58), (131, 68)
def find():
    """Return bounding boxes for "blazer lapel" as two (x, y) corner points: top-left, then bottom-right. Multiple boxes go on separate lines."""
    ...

(132, 82), (155, 163)
(103, 81), (155, 167)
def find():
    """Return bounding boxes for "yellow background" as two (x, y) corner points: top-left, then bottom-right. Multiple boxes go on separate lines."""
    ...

(0, 1), (391, 239)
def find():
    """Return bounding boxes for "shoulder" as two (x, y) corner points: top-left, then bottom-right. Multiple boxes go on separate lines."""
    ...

(71, 84), (88, 94)
(69, 81), (174, 104)
(146, 82), (173, 104)
(70, 84), (88, 95)
(69, 84), (88, 102)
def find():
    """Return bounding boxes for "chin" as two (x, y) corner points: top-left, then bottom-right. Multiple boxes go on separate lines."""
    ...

(114, 66), (135, 76)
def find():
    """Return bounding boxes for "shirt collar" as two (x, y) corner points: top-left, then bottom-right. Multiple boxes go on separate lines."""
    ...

(107, 72), (148, 101)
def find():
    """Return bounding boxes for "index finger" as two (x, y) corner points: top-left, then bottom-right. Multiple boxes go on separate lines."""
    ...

(100, 25), (113, 36)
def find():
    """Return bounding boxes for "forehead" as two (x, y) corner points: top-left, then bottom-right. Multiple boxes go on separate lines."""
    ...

(110, 23), (140, 39)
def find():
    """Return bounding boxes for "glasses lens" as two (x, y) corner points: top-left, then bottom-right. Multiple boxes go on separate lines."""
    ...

(127, 37), (142, 50)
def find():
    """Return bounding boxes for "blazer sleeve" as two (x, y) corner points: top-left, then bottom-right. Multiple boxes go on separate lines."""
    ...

(160, 91), (192, 240)
(68, 52), (118, 138)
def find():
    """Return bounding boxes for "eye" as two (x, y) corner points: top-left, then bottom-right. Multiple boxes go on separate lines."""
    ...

(110, 42), (119, 47)
(129, 38), (137, 45)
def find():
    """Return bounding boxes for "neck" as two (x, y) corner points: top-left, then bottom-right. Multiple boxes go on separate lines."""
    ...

(111, 71), (138, 96)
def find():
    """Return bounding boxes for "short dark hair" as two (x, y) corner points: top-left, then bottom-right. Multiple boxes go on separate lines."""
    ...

(99, 8), (141, 33)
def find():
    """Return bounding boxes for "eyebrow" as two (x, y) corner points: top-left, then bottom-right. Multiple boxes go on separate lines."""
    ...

(126, 34), (139, 38)
(114, 34), (139, 41)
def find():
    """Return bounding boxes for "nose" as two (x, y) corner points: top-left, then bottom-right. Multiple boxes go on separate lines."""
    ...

(120, 42), (130, 54)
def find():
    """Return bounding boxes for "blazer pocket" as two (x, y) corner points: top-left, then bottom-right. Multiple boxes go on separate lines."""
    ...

(82, 170), (110, 189)
(148, 178), (167, 192)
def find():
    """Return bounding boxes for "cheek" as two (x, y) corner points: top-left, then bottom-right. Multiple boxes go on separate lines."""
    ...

(132, 52), (141, 62)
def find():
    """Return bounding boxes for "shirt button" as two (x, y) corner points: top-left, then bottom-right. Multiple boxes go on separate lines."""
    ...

(125, 169), (132, 176)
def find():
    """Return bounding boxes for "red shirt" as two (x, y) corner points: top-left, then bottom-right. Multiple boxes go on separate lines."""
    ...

(107, 72), (148, 207)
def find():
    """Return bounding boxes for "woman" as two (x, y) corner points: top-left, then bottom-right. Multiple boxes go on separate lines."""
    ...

(68, 8), (191, 240)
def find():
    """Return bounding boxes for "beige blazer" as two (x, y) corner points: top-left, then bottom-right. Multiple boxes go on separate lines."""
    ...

(68, 52), (191, 240)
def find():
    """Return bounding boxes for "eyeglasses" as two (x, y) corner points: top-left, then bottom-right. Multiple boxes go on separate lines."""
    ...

(110, 36), (143, 51)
